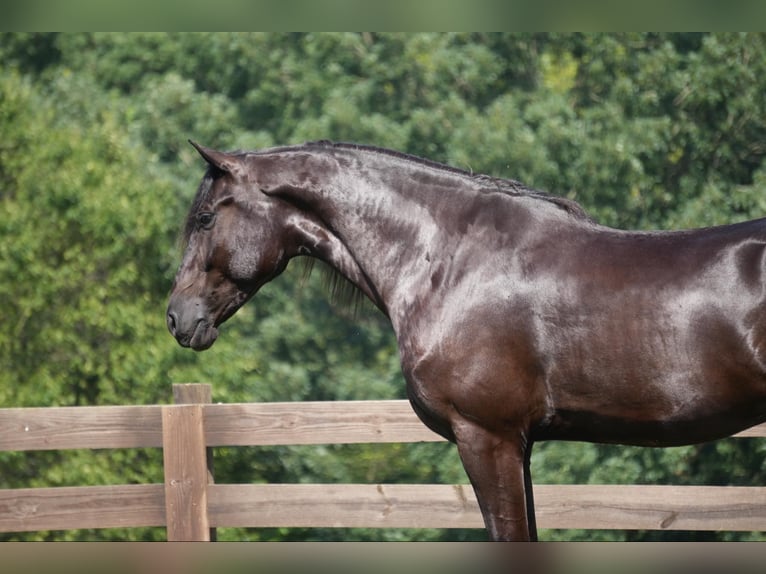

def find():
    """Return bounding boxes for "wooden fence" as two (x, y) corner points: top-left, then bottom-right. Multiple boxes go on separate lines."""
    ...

(1, 383), (765, 540)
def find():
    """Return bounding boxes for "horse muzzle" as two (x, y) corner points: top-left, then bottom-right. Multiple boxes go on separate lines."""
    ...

(166, 295), (220, 351)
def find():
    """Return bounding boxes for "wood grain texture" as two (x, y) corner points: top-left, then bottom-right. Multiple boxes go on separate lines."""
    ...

(2, 482), (763, 534)
(1, 391), (765, 538)
(0, 400), (762, 453)
(162, 405), (210, 541)
(170, 383), (217, 541)
(206, 483), (483, 529)
(0, 405), (163, 451)
(533, 484), (766, 531)
(206, 483), (766, 532)
(0, 484), (165, 532)
(202, 400), (445, 446)
(201, 401), (766, 446)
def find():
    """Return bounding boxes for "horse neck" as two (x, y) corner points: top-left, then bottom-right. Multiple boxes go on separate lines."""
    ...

(252, 146), (575, 322)
(254, 148), (456, 314)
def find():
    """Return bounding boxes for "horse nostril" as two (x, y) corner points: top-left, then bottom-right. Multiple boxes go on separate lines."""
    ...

(167, 310), (178, 336)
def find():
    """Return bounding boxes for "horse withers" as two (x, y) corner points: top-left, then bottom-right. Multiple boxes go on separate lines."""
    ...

(167, 140), (766, 541)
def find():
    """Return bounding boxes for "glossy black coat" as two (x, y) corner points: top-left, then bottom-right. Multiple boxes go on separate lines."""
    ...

(167, 141), (766, 541)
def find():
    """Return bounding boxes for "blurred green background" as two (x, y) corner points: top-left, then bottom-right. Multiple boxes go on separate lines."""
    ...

(2, 33), (766, 541)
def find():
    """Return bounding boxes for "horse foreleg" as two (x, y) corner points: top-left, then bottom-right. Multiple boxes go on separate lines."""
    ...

(453, 422), (536, 541)
(523, 442), (537, 541)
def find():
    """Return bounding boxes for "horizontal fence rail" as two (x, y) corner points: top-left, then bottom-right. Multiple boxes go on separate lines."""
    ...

(1, 384), (765, 540)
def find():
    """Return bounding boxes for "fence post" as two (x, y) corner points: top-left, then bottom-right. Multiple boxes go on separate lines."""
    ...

(172, 384), (216, 490)
(162, 383), (215, 541)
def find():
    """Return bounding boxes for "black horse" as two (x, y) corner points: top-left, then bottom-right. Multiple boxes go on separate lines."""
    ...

(167, 140), (766, 540)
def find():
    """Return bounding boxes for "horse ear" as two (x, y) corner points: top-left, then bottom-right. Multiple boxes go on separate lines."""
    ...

(189, 140), (243, 177)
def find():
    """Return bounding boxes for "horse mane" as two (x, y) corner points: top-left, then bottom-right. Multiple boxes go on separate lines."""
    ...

(303, 140), (592, 221)
(185, 142), (590, 246)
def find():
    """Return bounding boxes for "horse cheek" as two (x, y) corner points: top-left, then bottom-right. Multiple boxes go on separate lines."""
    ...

(228, 244), (260, 282)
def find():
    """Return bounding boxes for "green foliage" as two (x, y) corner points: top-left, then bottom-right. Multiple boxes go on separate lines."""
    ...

(2, 33), (766, 541)
(0, 71), (178, 407)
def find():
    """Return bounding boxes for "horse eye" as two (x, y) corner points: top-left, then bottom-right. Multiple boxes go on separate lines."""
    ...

(197, 212), (215, 229)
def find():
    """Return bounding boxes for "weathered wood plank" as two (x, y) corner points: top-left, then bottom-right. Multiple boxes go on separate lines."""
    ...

(0, 400), (761, 453)
(535, 484), (766, 531)
(0, 484), (165, 532)
(3, 482), (763, 534)
(1, 394), (764, 539)
(202, 401), (766, 446)
(206, 483), (766, 532)
(172, 383), (217, 542)
(173, 384), (216, 484)
(733, 423), (766, 437)
(207, 483), (483, 529)
(162, 404), (210, 541)
(0, 405), (163, 451)
(202, 400), (444, 446)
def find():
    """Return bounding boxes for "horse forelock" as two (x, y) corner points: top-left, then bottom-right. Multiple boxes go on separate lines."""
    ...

(182, 168), (216, 247)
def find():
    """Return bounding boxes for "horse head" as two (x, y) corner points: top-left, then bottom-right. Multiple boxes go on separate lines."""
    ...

(166, 141), (297, 350)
